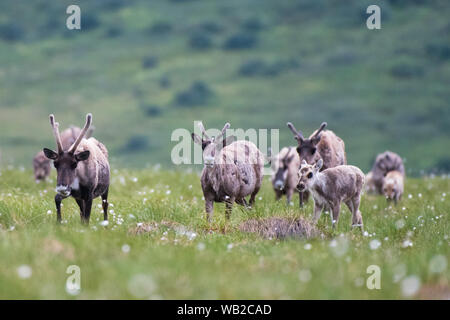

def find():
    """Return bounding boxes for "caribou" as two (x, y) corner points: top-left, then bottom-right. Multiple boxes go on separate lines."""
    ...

(382, 170), (404, 204)
(33, 151), (51, 182)
(43, 113), (110, 225)
(191, 122), (264, 222)
(297, 159), (365, 231)
(287, 121), (347, 206)
(369, 150), (405, 195)
(269, 147), (304, 206)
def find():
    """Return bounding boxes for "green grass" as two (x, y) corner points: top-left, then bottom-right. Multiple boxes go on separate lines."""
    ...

(0, 168), (448, 299)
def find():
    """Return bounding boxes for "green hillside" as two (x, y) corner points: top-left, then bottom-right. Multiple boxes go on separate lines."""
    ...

(0, 0), (449, 174)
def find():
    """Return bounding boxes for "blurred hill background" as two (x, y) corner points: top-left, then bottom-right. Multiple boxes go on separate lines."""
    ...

(0, 0), (449, 175)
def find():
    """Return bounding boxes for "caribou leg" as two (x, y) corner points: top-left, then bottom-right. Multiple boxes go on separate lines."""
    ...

(225, 197), (235, 220)
(205, 198), (214, 222)
(82, 197), (93, 225)
(55, 194), (63, 224)
(101, 188), (109, 221)
(75, 198), (85, 222)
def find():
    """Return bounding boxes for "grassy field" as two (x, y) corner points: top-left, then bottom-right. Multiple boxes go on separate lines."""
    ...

(0, 167), (448, 299)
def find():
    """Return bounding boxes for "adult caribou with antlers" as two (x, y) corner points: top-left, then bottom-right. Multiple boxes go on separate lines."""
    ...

(43, 113), (110, 225)
(286, 122), (347, 205)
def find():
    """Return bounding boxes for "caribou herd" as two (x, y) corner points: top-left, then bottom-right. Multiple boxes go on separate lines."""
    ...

(34, 114), (405, 230)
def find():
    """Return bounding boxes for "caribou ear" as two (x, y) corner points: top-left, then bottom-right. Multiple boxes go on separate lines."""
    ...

(191, 133), (203, 145)
(222, 135), (236, 148)
(43, 148), (58, 160)
(75, 150), (90, 162)
(314, 159), (323, 171)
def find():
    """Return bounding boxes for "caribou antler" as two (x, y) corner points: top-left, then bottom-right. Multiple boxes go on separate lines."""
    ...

(49, 114), (63, 153)
(68, 113), (92, 154)
(287, 122), (304, 142)
(311, 122), (327, 139)
(197, 121), (210, 140)
(215, 122), (230, 142)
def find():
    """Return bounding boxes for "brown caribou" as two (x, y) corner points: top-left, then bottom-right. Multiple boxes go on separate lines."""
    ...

(269, 147), (304, 206)
(369, 150), (405, 195)
(287, 121), (347, 206)
(191, 122), (264, 222)
(43, 114), (109, 225)
(33, 151), (51, 182)
(297, 159), (365, 231)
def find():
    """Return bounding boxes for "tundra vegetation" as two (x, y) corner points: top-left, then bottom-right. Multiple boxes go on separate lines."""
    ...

(0, 167), (448, 299)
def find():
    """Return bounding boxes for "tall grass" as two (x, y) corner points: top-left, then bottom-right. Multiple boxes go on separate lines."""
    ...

(0, 168), (448, 299)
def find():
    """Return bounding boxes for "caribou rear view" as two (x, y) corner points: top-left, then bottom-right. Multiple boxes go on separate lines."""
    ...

(43, 113), (110, 225)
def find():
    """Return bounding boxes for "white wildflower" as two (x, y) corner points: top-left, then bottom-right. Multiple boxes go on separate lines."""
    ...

(429, 255), (447, 274)
(401, 275), (421, 297)
(100, 220), (109, 227)
(369, 239), (381, 250)
(17, 265), (32, 279)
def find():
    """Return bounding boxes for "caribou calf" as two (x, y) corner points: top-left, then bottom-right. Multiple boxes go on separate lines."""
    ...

(382, 171), (404, 204)
(297, 159), (365, 230)
(43, 114), (110, 225)
(191, 122), (264, 222)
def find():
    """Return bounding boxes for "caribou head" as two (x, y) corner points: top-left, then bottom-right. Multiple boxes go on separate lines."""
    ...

(272, 148), (295, 191)
(191, 122), (236, 168)
(287, 122), (327, 165)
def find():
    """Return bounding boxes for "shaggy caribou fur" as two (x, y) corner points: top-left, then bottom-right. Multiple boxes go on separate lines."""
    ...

(287, 122), (346, 206)
(33, 125), (94, 182)
(382, 170), (404, 204)
(297, 159), (365, 230)
(192, 122), (264, 221)
(269, 147), (305, 206)
(43, 114), (109, 224)
(370, 150), (405, 195)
